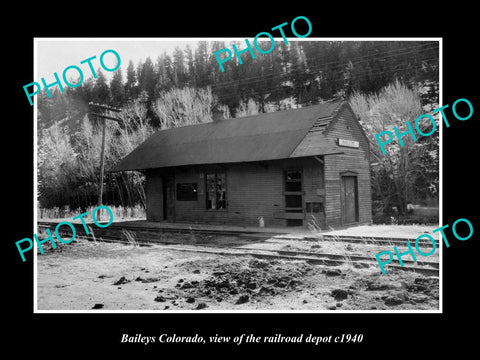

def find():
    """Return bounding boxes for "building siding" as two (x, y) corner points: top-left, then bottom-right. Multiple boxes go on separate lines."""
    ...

(142, 103), (371, 229)
(145, 158), (326, 228)
(322, 105), (372, 227)
(173, 163), (284, 227)
(145, 170), (163, 221)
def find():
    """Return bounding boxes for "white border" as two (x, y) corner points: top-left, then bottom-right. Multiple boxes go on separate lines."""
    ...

(33, 37), (443, 314)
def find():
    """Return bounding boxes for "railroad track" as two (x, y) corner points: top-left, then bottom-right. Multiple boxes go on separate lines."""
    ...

(38, 221), (439, 246)
(38, 222), (440, 277)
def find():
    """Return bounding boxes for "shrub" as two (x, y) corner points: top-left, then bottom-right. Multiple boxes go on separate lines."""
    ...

(372, 212), (438, 225)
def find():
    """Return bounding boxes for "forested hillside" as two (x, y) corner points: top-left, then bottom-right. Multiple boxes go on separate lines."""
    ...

(37, 40), (439, 217)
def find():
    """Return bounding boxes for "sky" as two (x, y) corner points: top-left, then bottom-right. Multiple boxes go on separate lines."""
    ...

(35, 38), (209, 82)
(34, 37), (439, 85)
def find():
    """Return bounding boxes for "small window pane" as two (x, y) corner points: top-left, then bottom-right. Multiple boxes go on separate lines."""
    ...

(286, 195), (302, 208)
(216, 173), (226, 209)
(286, 171), (302, 180)
(206, 174), (216, 209)
(306, 202), (323, 213)
(206, 173), (227, 210)
(286, 182), (302, 192)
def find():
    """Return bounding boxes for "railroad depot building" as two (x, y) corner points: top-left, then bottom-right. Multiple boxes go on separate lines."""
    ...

(112, 100), (372, 228)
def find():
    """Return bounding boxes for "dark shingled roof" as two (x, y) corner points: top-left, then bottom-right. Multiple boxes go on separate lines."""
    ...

(111, 101), (344, 171)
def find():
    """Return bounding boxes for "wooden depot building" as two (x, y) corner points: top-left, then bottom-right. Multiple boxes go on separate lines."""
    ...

(112, 100), (372, 229)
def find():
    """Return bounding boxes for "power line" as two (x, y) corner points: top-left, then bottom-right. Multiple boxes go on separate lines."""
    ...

(214, 58), (439, 102)
(210, 42), (438, 90)
(211, 45), (439, 91)
(214, 56), (439, 94)
(212, 42), (438, 88)
(213, 55), (439, 100)
(213, 53), (438, 97)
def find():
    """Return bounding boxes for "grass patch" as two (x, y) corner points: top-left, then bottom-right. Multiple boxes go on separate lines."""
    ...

(122, 229), (139, 247)
(38, 205), (146, 220)
(372, 213), (438, 225)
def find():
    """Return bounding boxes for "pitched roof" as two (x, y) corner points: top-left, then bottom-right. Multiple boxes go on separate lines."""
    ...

(111, 101), (345, 171)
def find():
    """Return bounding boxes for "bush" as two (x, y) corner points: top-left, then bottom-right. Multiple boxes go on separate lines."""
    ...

(372, 213), (438, 225)
(38, 205), (146, 220)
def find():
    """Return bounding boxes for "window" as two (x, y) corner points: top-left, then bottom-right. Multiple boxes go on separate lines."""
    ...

(285, 195), (303, 208)
(176, 183), (198, 201)
(306, 202), (323, 213)
(206, 173), (226, 210)
(285, 170), (303, 212)
(286, 171), (302, 180)
(285, 180), (302, 192)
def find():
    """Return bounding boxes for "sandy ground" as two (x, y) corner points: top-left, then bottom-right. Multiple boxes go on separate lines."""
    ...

(36, 236), (439, 311)
(322, 224), (440, 239)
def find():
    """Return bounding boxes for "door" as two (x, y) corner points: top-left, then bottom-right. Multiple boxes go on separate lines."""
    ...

(284, 170), (304, 227)
(163, 176), (175, 221)
(342, 176), (358, 224)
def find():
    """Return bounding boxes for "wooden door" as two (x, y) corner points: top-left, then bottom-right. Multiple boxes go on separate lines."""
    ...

(342, 176), (358, 224)
(163, 176), (175, 221)
(284, 170), (304, 226)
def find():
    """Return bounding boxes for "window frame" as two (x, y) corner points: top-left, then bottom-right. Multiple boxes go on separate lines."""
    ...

(306, 201), (324, 213)
(205, 172), (227, 211)
(284, 169), (303, 213)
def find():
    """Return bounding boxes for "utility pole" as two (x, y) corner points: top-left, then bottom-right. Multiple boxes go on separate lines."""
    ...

(88, 103), (121, 220)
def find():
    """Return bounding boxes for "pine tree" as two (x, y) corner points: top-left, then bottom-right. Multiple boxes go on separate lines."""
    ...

(124, 60), (137, 100)
(185, 44), (196, 87)
(289, 42), (312, 104)
(110, 68), (125, 106)
(194, 41), (209, 87)
(92, 68), (110, 104)
(137, 57), (156, 100)
(37, 89), (54, 131)
(154, 53), (174, 96)
(172, 46), (186, 87)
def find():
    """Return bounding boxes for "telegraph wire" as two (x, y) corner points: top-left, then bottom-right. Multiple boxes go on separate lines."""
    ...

(210, 42), (438, 90)
(211, 45), (439, 91)
(213, 58), (439, 102)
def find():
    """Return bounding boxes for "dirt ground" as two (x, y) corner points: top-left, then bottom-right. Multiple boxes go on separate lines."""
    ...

(36, 236), (440, 311)
(322, 224), (439, 239)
